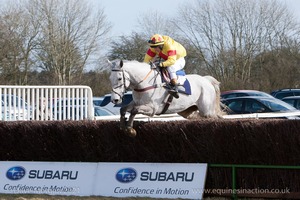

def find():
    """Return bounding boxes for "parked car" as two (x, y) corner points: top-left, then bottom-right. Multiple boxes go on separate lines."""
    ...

(270, 89), (300, 100)
(221, 96), (298, 115)
(54, 97), (91, 119)
(100, 92), (133, 115)
(94, 106), (114, 116)
(282, 96), (300, 110)
(93, 97), (104, 106)
(221, 90), (273, 99)
(1, 94), (30, 120)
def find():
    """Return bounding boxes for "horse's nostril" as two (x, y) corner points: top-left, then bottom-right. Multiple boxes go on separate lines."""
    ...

(112, 99), (119, 104)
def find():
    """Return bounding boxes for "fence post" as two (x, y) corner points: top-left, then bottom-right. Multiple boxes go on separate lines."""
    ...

(232, 165), (237, 200)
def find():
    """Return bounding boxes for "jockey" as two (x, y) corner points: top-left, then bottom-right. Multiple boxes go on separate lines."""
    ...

(144, 34), (187, 98)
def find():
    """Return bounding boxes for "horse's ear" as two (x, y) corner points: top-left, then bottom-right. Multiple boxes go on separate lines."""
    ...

(120, 59), (123, 68)
(107, 59), (115, 69)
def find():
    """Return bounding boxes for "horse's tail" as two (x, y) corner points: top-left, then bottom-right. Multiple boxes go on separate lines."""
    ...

(204, 76), (224, 117)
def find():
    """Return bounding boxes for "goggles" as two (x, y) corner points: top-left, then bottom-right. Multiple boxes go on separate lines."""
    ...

(148, 39), (156, 44)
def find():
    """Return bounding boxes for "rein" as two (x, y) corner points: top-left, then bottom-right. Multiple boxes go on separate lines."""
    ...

(133, 68), (164, 92)
(111, 67), (161, 93)
(133, 68), (156, 92)
(134, 85), (157, 92)
(141, 69), (153, 82)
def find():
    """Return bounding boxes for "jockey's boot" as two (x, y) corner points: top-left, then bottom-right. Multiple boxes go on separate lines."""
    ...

(169, 78), (179, 99)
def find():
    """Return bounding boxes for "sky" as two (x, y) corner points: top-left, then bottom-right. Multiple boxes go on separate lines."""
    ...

(93, 0), (185, 37)
(94, 0), (300, 38)
(1, 0), (300, 70)
(0, 0), (299, 37)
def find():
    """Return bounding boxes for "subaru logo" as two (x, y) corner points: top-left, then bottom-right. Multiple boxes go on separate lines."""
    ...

(116, 168), (137, 183)
(6, 166), (26, 180)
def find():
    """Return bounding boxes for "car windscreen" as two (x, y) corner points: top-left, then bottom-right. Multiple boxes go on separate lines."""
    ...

(260, 99), (297, 112)
(94, 107), (112, 116)
(275, 92), (294, 100)
(100, 94), (133, 107)
(100, 96), (111, 106)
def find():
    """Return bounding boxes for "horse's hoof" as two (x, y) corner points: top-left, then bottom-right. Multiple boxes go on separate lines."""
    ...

(125, 127), (137, 137)
(120, 123), (126, 131)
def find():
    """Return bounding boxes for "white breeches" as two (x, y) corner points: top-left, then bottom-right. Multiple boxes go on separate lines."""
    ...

(167, 57), (186, 79)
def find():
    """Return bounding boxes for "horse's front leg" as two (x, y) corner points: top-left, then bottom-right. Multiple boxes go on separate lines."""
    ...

(119, 102), (134, 131)
(120, 107), (126, 131)
(124, 108), (138, 137)
(125, 105), (155, 137)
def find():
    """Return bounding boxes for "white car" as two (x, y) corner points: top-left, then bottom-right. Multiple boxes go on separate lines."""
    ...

(1, 94), (30, 120)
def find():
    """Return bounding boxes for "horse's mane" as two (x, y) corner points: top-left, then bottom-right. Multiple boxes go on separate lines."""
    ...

(111, 59), (148, 66)
(122, 60), (149, 69)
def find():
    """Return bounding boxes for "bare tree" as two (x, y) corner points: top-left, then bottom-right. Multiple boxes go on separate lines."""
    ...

(137, 10), (178, 38)
(31, 0), (111, 85)
(108, 32), (148, 62)
(0, 1), (39, 85)
(174, 0), (300, 90)
(0, 16), (21, 84)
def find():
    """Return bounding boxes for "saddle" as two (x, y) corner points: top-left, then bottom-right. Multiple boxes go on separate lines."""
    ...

(157, 67), (192, 114)
(159, 67), (191, 96)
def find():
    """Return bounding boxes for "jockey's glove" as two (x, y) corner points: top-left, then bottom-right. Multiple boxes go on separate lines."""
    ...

(159, 63), (165, 67)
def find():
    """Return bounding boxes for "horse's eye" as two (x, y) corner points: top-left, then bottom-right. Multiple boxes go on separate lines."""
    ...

(118, 78), (122, 81)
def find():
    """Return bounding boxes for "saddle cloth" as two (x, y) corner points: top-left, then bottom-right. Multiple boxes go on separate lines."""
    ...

(162, 69), (191, 95)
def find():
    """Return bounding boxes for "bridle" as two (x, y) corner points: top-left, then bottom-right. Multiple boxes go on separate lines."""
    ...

(111, 68), (128, 100)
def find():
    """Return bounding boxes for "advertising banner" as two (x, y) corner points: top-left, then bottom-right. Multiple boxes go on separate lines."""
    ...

(0, 161), (207, 199)
(94, 162), (207, 199)
(0, 161), (97, 196)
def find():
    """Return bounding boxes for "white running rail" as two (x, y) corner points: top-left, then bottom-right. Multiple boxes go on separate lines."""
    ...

(0, 85), (94, 121)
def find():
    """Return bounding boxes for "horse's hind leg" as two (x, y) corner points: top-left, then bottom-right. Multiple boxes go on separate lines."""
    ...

(178, 104), (219, 119)
(197, 96), (219, 118)
(177, 105), (200, 119)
